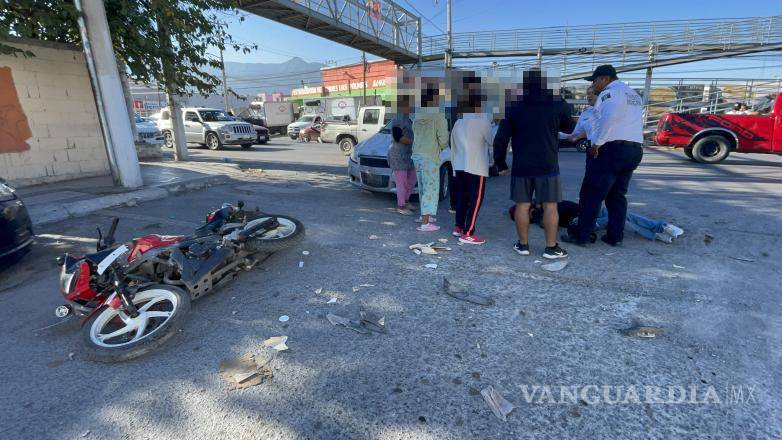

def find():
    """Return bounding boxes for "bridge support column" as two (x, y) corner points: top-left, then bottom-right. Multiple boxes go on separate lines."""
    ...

(642, 44), (656, 127)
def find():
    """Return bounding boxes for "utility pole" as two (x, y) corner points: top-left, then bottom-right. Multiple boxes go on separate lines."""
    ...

(445, 0), (453, 68)
(219, 27), (229, 112)
(75, 0), (143, 188)
(362, 51), (367, 106)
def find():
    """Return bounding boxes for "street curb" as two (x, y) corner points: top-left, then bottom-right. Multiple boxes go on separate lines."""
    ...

(30, 174), (229, 227)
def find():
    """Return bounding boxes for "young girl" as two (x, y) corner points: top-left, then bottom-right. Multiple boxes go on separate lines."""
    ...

(389, 95), (416, 215)
(411, 85), (449, 232)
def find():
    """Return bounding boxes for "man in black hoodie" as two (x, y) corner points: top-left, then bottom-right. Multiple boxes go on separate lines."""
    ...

(493, 69), (575, 259)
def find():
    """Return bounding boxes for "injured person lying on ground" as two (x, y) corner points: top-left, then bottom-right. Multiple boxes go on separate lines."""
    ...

(508, 200), (684, 244)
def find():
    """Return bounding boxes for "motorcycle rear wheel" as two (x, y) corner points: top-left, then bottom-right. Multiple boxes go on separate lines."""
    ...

(243, 214), (305, 253)
(81, 285), (191, 363)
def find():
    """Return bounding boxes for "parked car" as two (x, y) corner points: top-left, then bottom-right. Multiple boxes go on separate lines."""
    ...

(254, 124), (270, 144)
(287, 114), (323, 140)
(655, 92), (781, 163)
(320, 106), (391, 155)
(348, 121), (452, 201)
(157, 107), (257, 150)
(134, 114), (164, 145)
(0, 179), (33, 266)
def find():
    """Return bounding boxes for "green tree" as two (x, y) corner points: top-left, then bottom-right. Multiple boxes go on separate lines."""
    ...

(0, 0), (255, 96)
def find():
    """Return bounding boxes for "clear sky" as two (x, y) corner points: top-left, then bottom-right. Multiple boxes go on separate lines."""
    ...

(219, 0), (782, 85)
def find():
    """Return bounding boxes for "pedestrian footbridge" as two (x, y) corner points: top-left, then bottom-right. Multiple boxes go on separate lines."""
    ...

(238, 0), (421, 64)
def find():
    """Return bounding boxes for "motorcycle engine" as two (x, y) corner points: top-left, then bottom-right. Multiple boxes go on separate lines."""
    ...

(185, 242), (213, 259)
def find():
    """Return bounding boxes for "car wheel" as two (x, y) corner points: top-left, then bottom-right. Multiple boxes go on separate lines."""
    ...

(438, 163), (451, 201)
(691, 135), (731, 164)
(683, 146), (695, 160)
(339, 137), (356, 155)
(206, 132), (222, 150)
(163, 131), (174, 148)
(289, 135), (297, 140)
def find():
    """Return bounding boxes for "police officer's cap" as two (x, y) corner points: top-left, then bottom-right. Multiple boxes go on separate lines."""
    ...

(586, 65), (617, 81)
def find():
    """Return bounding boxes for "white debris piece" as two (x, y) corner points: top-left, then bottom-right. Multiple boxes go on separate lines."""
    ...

(438, 238), (448, 244)
(278, 315), (290, 322)
(263, 336), (289, 351)
(327, 297), (337, 304)
(481, 385), (516, 421)
(541, 260), (569, 272)
(368, 235), (379, 240)
(298, 261), (304, 268)
(314, 287), (323, 294)
(425, 263), (438, 269)
(302, 251), (310, 256)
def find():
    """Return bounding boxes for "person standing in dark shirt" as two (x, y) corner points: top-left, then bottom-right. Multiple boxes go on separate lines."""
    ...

(493, 68), (575, 259)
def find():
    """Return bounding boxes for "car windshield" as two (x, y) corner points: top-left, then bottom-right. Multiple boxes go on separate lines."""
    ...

(297, 116), (315, 122)
(199, 110), (233, 122)
(379, 120), (392, 134)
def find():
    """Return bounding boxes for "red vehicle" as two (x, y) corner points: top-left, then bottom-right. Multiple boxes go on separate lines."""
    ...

(654, 93), (782, 163)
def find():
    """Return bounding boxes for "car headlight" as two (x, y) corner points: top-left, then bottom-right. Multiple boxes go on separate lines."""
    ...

(218, 127), (230, 134)
(0, 183), (16, 202)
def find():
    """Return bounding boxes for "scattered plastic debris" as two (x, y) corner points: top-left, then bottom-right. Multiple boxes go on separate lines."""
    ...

(673, 264), (685, 269)
(68, 352), (75, 361)
(298, 261), (304, 268)
(352, 286), (360, 292)
(326, 313), (369, 334)
(369, 235), (379, 240)
(263, 336), (289, 351)
(481, 385), (516, 422)
(326, 298), (337, 305)
(381, 221), (396, 226)
(219, 353), (273, 390)
(314, 287), (323, 294)
(730, 256), (756, 262)
(533, 260), (542, 264)
(359, 284), (374, 287)
(360, 310), (386, 333)
(424, 263), (438, 269)
(443, 278), (495, 306)
(605, 252), (616, 256)
(81, 430), (91, 438)
(302, 251), (310, 256)
(278, 315), (290, 322)
(232, 310), (238, 315)
(438, 238), (448, 244)
(409, 242), (451, 255)
(622, 325), (663, 339)
(413, 249), (422, 255)
(704, 233), (714, 244)
(541, 260), (569, 272)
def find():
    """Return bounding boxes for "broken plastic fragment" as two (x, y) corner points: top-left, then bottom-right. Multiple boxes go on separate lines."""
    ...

(481, 385), (516, 422)
(326, 313), (370, 334)
(327, 297), (337, 304)
(438, 238), (448, 244)
(298, 261), (304, 268)
(424, 263), (438, 269)
(315, 287), (323, 294)
(541, 260), (569, 272)
(360, 310), (386, 333)
(443, 278), (495, 306)
(219, 353), (273, 390)
(352, 286), (360, 292)
(368, 235), (379, 240)
(302, 251), (310, 256)
(278, 315), (290, 322)
(414, 249), (422, 255)
(263, 336), (289, 351)
(381, 221), (396, 226)
(622, 325), (663, 339)
(730, 256), (755, 262)
(673, 264), (685, 269)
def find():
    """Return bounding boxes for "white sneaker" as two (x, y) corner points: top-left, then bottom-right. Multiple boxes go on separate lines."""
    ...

(663, 224), (684, 238)
(655, 232), (673, 244)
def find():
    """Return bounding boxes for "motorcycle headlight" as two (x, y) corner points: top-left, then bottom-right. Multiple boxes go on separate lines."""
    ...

(0, 182), (16, 202)
(59, 261), (79, 294)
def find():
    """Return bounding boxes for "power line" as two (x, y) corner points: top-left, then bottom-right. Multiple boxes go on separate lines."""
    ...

(399, 0), (446, 34)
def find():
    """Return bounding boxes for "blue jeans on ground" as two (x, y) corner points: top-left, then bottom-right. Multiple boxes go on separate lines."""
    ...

(595, 207), (665, 241)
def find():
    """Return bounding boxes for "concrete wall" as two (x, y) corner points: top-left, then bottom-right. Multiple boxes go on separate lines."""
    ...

(0, 38), (109, 187)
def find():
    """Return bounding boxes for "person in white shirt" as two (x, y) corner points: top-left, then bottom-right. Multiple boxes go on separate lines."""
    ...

(559, 86), (598, 145)
(450, 77), (493, 245)
(561, 64), (645, 247)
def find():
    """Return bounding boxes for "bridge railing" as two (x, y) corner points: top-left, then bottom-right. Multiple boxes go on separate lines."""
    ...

(422, 15), (782, 58)
(289, 0), (421, 56)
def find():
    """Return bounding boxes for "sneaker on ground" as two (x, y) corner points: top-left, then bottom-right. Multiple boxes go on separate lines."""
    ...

(663, 224), (684, 238)
(513, 242), (530, 256)
(452, 226), (463, 237)
(543, 244), (568, 259)
(654, 232), (673, 244)
(397, 207), (413, 215)
(417, 223), (440, 232)
(416, 216), (437, 223)
(459, 234), (486, 245)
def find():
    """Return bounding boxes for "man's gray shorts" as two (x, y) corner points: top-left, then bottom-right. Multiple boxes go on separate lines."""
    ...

(511, 176), (562, 203)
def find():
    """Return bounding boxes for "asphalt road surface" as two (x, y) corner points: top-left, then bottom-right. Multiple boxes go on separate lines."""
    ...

(1, 137), (780, 439)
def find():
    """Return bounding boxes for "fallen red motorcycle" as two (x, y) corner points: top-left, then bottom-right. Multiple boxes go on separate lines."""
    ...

(55, 202), (304, 362)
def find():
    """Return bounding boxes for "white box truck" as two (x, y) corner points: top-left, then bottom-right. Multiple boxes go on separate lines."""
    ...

(249, 101), (294, 135)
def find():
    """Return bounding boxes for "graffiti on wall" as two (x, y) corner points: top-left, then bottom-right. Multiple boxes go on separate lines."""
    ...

(0, 67), (32, 153)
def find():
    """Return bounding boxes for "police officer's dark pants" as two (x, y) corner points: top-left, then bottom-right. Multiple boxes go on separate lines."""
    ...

(574, 141), (643, 243)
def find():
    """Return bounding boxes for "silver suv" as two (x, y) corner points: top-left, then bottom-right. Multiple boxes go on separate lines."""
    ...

(158, 107), (256, 150)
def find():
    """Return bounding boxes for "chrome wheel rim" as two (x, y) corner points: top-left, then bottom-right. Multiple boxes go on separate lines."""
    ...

(89, 289), (178, 348)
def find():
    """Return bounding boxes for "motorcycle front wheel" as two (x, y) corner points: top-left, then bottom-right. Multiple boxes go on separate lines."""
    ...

(243, 214), (305, 253)
(81, 285), (191, 363)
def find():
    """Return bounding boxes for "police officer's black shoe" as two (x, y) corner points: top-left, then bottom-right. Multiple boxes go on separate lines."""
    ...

(560, 233), (586, 247)
(600, 235), (622, 247)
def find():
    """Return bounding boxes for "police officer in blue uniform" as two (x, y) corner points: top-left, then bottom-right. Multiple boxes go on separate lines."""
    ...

(562, 65), (644, 246)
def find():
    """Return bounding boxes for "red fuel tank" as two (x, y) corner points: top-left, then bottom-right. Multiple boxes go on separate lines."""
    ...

(128, 235), (184, 261)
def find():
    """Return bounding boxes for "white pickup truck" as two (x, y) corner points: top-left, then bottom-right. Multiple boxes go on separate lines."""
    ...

(319, 106), (391, 155)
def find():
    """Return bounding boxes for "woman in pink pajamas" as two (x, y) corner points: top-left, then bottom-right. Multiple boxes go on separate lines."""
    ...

(389, 95), (416, 215)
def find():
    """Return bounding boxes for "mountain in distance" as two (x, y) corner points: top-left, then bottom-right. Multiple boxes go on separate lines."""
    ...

(209, 57), (324, 97)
